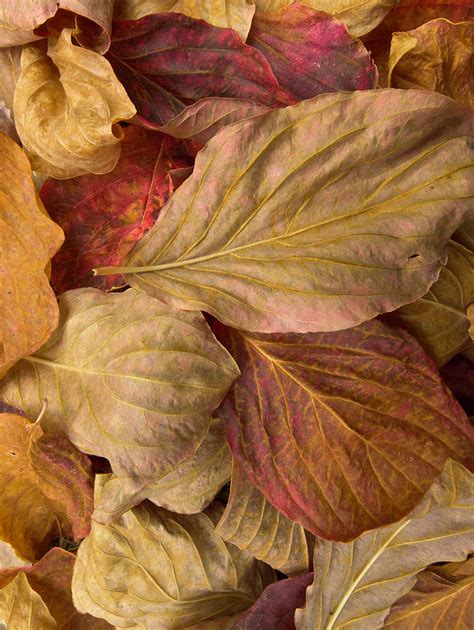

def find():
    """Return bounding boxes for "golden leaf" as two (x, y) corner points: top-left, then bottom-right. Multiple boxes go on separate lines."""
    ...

(0, 573), (56, 630)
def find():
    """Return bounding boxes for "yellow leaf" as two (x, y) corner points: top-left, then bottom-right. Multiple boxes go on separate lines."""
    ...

(0, 133), (63, 377)
(388, 19), (474, 107)
(0, 46), (21, 112)
(13, 30), (136, 179)
(0, 573), (56, 630)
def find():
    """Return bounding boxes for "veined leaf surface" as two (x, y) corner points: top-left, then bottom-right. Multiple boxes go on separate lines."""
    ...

(0, 573), (56, 630)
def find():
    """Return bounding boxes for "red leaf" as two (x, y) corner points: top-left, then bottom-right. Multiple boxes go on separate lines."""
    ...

(107, 13), (294, 128)
(248, 3), (378, 101)
(213, 319), (474, 541)
(41, 126), (193, 292)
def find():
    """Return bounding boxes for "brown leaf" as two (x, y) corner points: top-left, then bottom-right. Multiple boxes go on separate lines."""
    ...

(0, 132), (64, 377)
(14, 30), (136, 179)
(0, 573), (56, 629)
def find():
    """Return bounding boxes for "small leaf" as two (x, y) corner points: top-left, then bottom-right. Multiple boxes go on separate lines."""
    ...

(213, 318), (474, 540)
(14, 30), (136, 179)
(216, 461), (312, 576)
(0, 288), (239, 479)
(0, 133), (64, 377)
(294, 460), (474, 630)
(93, 417), (232, 522)
(0, 543), (29, 571)
(248, 3), (378, 101)
(0, 572), (56, 629)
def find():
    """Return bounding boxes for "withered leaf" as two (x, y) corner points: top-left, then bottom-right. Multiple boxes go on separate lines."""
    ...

(216, 461), (313, 576)
(0, 573), (56, 630)
(93, 417), (232, 522)
(0, 46), (21, 112)
(40, 126), (193, 292)
(105, 89), (474, 334)
(213, 318), (474, 541)
(72, 496), (276, 628)
(0, 133), (64, 377)
(14, 30), (136, 179)
(0, 288), (239, 479)
(294, 460), (474, 629)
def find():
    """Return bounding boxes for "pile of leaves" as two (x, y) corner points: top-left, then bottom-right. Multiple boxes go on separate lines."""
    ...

(1, 0), (473, 628)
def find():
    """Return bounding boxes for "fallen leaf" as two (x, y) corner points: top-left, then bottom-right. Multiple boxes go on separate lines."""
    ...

(101, 89), (474, 333)
(216, 461), (313, 575)
(40, 126), (193, 292)
(0, 543), (29, 571)
(114, 0), (256, 41)
(93, 416), (232, 522)
(0, 573), (56, 629)
(213, 318), (474, 540)
(434, 557), (474, 580)
(0, 411), (94, 561)
(0, 0), (114, 52)
(72, 493), (276, 628)
(0, 288), (239, 479)
(388, 19), (474, 107)
(0, 46), (21, 112)
(0, 132), (64, 377)
(107, 13), (293, 128)
(14, 30), (136, 179)
(234, 573), (313, 630)
(0, 103), (18, 141)
(294, 460), (474, 629)
(255, 0), (400, 36)
(248, 3), (378, 101)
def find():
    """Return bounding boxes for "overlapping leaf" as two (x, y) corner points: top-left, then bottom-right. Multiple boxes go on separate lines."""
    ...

(72, 497), (276, 628)
(40, 126), (193, 292)
(0, 288), (239, 479)
(102, 89), (474, 333)
(213, 318), (474, 540)
(248, 3), (378, 101)
(0, 46), (21, 112)
(93, 417), (232, 522)
(14, 30), (136, 179)
(294, 460), (474, 629)
(0, 133), (64, 377)
(216, 461), (313, 575)
(0, 573), (56, 629)
(107, 13), (293, 128)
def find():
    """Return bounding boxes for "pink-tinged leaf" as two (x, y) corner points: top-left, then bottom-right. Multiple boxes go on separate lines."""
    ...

(248, 3), (378, 101)
(213, 318), (474, 541)
(40, 126), (193, 292)
(233, 573), (313, 630)
(107, 13), (294, 127)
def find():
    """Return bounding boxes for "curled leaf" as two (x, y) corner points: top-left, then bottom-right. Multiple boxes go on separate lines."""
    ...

(0, 573), (56, 630)
(0, 288), (239, 479)
(14, 30), (136, 179)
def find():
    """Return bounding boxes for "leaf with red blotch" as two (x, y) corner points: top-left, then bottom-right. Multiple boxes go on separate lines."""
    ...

(213, 318), (474, 541)
(233, 573), (313, 630)
(248, 3), (378, 101)
(40, 126), (193, 292)
(106, 13), (294, 128)
(0, 547), (112, 628)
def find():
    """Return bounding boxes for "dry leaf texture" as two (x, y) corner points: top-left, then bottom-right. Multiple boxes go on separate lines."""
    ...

(0, 572), (56, 629)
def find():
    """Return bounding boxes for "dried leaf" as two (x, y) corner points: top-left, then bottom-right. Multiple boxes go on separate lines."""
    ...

(14, 30), (136, 179)
(0, 133), (64, 377)
(107, 13), (293, 128)
(0, 103), (18, 141)
(93, 417), (232, 522)
(0, 573), (56, 630)
(255, 0), (400, 37)
(294, 460), (474, 629)
(40, 126), (193, 292)
(104, 89), (474, 333)
(388, 19), (474, 107)
(72, 496), (276, 628)
(114, 0), (256, 41)
(0, 46), (21, 112)
(0, 543), (29, 571)
(213, 318), (474, 541)
(248, 3), (378, 101)
(216, 461), (312, 576)
(0, 288), (239, 480)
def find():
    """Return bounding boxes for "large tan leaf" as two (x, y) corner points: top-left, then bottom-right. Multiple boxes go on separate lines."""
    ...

(388, 19), (474, 107)
(14, 30), (136, 179)
(0, 572), (56, 630)
(294, 460), (474, 630)
(93, 417), (232, 522)
(255, 0), (400, 36)
(216, 461), (312, 576)
(97, 89), (474, 334)
(0, 288), (239, 479)
(0, 46), (21, 111)
(0, 132), (64, 377)
(72, 493), (276, 628)
(115, 0), (256, 40)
